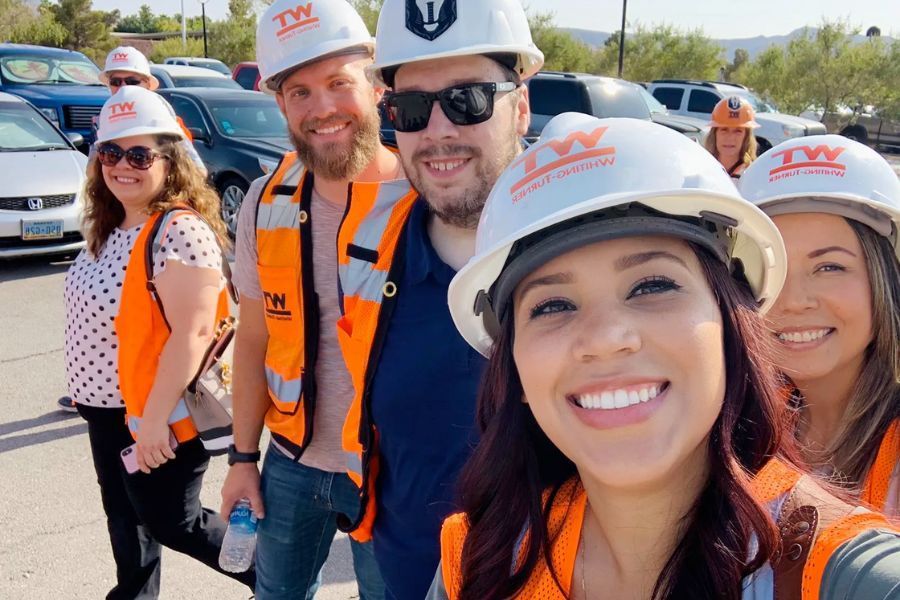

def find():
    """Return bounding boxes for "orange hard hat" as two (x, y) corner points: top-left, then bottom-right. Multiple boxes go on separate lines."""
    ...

(710, 96), (759, 128)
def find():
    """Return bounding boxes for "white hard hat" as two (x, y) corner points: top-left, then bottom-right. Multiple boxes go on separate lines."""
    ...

(256, 0), (375, 94)
(100, 46), (159, 91)
(96, 86), (185, 144)
(739, 134), (900, 261)
(449, 113), (787, 356)
(369, 0), (544, 88)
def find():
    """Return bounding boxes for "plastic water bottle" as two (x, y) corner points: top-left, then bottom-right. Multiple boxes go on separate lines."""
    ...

(219, 499), (258, 572)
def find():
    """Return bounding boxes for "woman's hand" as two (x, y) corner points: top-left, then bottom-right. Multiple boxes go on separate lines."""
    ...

(135, 416), (176, 474)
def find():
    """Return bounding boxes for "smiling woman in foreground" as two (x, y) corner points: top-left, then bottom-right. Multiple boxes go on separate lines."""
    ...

(428, 114), (900, 600)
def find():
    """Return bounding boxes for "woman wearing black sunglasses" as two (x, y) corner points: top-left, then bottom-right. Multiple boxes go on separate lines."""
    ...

(64, 86), (254, 598)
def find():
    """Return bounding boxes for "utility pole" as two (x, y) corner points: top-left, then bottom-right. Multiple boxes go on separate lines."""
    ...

(200, 0), (209, 58)
(617, 0), (627, 78)
(181, 0), (187, 51)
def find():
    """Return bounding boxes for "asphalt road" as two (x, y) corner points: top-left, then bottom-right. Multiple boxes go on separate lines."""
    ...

(0, 256), (359, 599)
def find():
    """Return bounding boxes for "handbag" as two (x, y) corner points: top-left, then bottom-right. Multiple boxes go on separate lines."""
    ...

(144, 207), (239, 456)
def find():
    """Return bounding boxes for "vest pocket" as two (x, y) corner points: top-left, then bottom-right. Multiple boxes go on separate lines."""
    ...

(258, 265), (305, 415)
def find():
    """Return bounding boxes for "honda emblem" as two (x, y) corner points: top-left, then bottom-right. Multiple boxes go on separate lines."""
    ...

(27, 197), (43, 211)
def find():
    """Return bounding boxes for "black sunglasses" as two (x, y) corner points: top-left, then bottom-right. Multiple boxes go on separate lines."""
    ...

(108, 76), (144, 87)
(384, 81), (518, 133)
(96, 142), (168, 170)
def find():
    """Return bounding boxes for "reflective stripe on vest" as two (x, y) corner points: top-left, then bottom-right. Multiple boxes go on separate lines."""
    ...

(861, 419), (900, 515)
(116, 209), (228, 443)
(336, 178), (418, 542)
(255, 153), (319, 457)
(439, 461), (896, 600)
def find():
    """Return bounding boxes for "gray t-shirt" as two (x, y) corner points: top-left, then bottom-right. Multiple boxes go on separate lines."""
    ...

(233, 175), (353, 474)
(424, 528), (900, 599)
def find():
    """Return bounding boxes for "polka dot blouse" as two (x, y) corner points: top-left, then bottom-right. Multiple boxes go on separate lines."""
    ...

(64, 214), (223, 408)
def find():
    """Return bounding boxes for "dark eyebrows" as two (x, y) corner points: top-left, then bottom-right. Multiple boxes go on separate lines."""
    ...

(614, 251), (688, 272)
(808, 246), (857, 259)
(516, 272), (574, 299)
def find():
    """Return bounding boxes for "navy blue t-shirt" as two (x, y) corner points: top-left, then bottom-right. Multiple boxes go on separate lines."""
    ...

(369, 199), (485, 600)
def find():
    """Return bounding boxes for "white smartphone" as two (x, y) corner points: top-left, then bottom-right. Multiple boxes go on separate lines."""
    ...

(121, 433), (180, 474)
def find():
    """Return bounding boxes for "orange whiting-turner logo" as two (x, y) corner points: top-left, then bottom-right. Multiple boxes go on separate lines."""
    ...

(509, 126), (616, 202)
(768, 144), (847, 181)
(108, 102), (137, 122)
(272, 3), (320, 39)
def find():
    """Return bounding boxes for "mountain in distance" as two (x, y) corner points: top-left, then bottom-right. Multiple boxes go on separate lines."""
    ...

(564, 27), (896, 60)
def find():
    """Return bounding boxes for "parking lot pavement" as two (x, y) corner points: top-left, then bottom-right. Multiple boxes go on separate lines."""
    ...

(0, 255), (359, 599)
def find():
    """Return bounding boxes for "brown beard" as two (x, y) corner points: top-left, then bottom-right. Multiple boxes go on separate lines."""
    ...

(289, 106), (381, 180)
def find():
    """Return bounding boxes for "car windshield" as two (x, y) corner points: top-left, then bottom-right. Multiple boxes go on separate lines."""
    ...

(0, 102), (69, 150)
(0, 55), (102, 85)
(590, 80), (650, 119)
(731, 89), (778, 113)
(189, 61), (232, 76)
(209, 98), (287, 137)
(171, 76), (241, 89)
(638, 86), (668, 114)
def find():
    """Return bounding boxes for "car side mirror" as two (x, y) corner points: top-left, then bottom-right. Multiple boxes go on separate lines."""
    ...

(66, 132), (84, 147)
(188, 127), (211, 144)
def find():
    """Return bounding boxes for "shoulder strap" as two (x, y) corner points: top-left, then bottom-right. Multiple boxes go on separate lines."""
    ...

(773, 474), (892, 600)
(143, 207), (238, 329)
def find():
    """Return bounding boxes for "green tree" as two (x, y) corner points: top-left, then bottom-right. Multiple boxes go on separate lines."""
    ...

(528, 11), (596, 72)
(348, 0), (381, 35)
(48, 0), (119, 62)
(738, 20), (898, 117)
(724, 48), (750, 82)
(0, 0), (66, 46)
(208, 0), (257, 67)
(595, 25), (724, 81)
(116, 4), (156, 33)
(149, 37), (206, 63)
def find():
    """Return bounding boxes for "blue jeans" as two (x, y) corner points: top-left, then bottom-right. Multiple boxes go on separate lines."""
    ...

(256, 446), (384, 600)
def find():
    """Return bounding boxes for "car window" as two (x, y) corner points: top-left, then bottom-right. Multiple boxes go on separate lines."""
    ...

(167, 95), (207, 132)
(639, 87), (668, 114)
(0, 103), (69, 149)
(0, 56), (102, 85)
(170, 77), (242, 89)
(209, 99), (287, 137)
(651, 87), (684, 110)
(687, 90), (720, 114)
(235, 67), (258, 90)
(529, 78), (591, 116)
(189, 61), (232, 76)
(588, 80), (649, 119)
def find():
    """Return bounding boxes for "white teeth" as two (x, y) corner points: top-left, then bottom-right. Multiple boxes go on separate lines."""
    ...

(575, 384), (663, 410)
(600, 392), (614, 409)
(428, 160), (465, 171)
(315, 124), (347, 135)
(777, 329), (831, 343)
(116, 177), (138, 183)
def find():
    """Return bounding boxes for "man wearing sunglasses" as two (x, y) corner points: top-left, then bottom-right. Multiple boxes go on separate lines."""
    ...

(218, 0), (410, 598)
(334, 1), (543, 599)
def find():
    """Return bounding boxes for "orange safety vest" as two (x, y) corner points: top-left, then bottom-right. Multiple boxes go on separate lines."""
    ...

(116, 209), (229, 443)
(254, 153), (320, 458)
(440, 460), (894, 600)
(860, 419), (900, 515)
(335, 177), (419, 541)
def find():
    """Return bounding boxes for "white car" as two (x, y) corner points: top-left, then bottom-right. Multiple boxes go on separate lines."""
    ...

(150, 64), (241, 90)
(0, 92), (87, 259)
(648, 80), (827, 152)
(163, 57), (232, 77)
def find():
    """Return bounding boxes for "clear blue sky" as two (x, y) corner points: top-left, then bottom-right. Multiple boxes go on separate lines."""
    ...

(94, 0), (899, 39)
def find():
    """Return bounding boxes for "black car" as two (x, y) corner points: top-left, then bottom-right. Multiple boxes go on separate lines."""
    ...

(157, 88), (292, 236)
(526, 71), (707, 143)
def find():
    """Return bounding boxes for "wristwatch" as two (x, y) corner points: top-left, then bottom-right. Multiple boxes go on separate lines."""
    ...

(227, 445), (261, 466)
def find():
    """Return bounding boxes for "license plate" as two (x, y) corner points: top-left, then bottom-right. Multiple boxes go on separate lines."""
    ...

(22, 220), (64, 240)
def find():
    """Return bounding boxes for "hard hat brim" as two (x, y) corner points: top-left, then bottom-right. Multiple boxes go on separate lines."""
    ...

(449, 188), (786, 356)
(259, 41), (375, 95)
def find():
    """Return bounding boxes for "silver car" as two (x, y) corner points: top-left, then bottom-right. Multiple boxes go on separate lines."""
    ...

(0, 91), (87, 259)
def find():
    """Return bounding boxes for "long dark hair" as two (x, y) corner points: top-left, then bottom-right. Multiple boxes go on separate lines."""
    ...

(456, 244), (797, 600)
